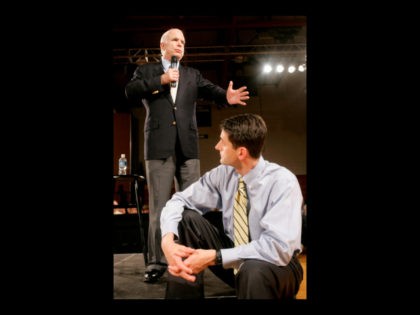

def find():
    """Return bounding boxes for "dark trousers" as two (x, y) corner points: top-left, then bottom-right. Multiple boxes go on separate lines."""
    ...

(165, 209), (304, 299)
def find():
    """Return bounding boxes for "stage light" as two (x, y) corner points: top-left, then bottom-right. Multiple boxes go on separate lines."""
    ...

(263, 64), (272, 73)
(259, 60), (306, 76)
(276, 64), (284, 73)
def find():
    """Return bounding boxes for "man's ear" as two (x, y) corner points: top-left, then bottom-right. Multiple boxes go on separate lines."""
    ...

(237, 147), (248, 160)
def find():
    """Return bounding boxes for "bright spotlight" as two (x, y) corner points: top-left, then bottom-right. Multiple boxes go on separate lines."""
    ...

(276, 64), (284, 73)
(288, 65), (296, 73)
(263, 64), (272, 73)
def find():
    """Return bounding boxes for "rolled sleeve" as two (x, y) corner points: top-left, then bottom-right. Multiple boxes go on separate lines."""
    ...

(160, 201), (185, 238)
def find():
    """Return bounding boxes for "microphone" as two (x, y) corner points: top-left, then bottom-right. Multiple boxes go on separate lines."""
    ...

(170, 56), (178, 88)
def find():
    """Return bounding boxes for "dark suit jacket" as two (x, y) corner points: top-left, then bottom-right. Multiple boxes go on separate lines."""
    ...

(125, 61), (228, 160)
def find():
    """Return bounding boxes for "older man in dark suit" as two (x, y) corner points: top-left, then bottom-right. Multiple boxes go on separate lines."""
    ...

(125, 28), (249, 283)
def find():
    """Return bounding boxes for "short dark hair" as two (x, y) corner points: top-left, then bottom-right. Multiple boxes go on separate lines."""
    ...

(220, 113), (267, 159)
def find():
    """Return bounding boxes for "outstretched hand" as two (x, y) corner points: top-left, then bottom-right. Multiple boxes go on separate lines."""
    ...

(226, 81), (250, 106)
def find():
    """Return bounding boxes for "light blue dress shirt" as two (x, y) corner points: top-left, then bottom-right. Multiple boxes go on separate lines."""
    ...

(162, 58), (178, 72)
(161, 157), (303, 270)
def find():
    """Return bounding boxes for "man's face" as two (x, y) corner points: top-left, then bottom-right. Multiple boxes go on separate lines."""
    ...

(161, 29), (185, 61)
(215, 130), (240, 167)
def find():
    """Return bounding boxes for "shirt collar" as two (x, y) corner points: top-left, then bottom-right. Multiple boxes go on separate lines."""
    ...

(241, 156), (265, 186)
(162, 58), (179, 72)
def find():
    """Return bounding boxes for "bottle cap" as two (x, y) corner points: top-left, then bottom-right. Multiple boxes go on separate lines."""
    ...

(121, 154), (125, 158)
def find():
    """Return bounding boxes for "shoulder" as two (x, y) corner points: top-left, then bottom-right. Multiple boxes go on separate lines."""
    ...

(180, 64), (201, 75)
(203, 164), (235, 184)
(135, 62), (161, 72)
(263, 160), (299, 186)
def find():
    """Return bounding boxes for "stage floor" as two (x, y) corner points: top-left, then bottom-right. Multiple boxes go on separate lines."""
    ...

(113, 253), (236, 299)
(114, 253), (306, 300)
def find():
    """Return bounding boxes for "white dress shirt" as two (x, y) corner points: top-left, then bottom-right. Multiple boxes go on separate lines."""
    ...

(162, 58), (178, 102)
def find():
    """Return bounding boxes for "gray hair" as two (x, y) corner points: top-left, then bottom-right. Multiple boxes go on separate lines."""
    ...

(160, 28), (183, 56)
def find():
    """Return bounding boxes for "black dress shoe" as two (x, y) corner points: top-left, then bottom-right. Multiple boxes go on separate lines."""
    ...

(144, 269), (165, 283)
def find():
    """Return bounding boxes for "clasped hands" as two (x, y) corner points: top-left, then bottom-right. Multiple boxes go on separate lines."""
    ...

(162, 233), (216, 282)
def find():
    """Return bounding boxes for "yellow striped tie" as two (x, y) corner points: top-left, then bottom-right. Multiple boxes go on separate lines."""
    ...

(233, 177), (249, 274)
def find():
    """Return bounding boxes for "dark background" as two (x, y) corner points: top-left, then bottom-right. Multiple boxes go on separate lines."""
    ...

(8, 8), (377, 306)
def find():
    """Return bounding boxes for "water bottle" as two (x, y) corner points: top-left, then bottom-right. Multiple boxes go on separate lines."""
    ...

(118, 154), (127, 175)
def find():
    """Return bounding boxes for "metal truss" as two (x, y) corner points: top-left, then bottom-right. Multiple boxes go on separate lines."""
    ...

(113, 43), (306, 65)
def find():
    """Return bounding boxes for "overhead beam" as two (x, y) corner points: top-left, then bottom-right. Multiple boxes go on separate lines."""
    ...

(113, 44), (306, 65)
(113, 19), (306, 33)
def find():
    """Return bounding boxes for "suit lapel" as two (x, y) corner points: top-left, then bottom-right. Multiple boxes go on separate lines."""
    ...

(154, 63), (173, 104)
(164, 65), (186, 105)
(175, 66), (186, 103)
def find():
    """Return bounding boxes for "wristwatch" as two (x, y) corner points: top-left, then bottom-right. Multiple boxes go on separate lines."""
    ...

(215, 249), (223, 265)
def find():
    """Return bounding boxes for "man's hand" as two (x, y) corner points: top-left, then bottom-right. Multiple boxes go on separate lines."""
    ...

(161, 233), (196, 282)
(161, 68), (179, 85)
(183, 249), (217, 274)
(226, 81), (250, 106)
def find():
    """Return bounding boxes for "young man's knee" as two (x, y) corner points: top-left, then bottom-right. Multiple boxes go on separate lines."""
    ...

(181, 208), (201, 221)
